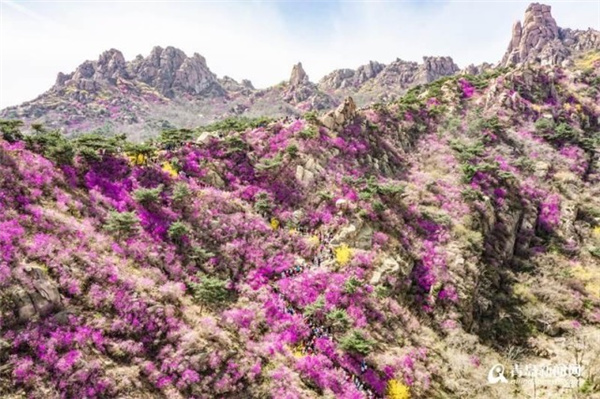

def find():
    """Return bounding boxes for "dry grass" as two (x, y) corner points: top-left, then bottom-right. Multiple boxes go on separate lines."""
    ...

(575, 50), (600, 70)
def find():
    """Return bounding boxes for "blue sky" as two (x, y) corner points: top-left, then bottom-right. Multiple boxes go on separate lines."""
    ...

(1, 0), (599, 108)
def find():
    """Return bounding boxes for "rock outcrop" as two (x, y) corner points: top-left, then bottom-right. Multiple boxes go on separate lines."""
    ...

(6, 1), (600, 137)
(12, 265), (62, 323)
(502, 3), (600, 67)
(420, 56), (460, 81)
(289, 62), (309, 87)
(52, 46), (225, 99)
(219, 76), (254, 94)
(54, 48), (131, 92)
(319, 57), (457, 95)
(129, 46), (224, 98)
(371, 56), (459, 90)
(318, 61), (385, 91)
(460, 62), (494, 76)
(281, 63), (335, 110)
(320, 96), (357, 131)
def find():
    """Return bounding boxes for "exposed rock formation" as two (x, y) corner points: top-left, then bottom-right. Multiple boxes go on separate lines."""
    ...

(282, 63), (335, 110)
(460, 62), (494, 76)
(502, 3), (600, 67)
(54, 49), (131, 92)
(129, 46), (224, 98)
(371, 56), (459, 90)
(420, 56), (459, 81)
(12, 265), (62, 323)
(289, 62), (309, 87)
(6, 1), (600, 137)
(219, 76), (254, 94)
(320, 96), (357, 131)
(318, 61), (385, 91)
(319, 57), (457, 94)
(52, 46), (225, 99)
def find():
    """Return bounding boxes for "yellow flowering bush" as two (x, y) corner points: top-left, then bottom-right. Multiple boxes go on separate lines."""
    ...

(128, 153), (147, 166)
(270, 218), (280, 230)
(335, 244), (352, 266)
(162, 162), (178, 177)
(386, 379), (411, 399)
(291, 345), (304, 358)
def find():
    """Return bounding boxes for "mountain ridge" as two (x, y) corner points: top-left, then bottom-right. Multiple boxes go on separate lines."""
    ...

(0, 2), (599, 140)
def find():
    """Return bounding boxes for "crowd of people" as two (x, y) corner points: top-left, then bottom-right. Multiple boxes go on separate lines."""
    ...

(270, 227), (381, 399)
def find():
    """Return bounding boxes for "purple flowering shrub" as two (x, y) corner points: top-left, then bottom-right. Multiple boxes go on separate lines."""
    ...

(458, 78), (475, 99)
(1, 60), (600, 398)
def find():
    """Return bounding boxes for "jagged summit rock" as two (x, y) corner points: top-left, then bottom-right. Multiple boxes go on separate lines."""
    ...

(54, 48), (130, 92)
(421, 56), (459, 80)
(502, 2), (600, 67)
(502, 3), (560, 66)
(128, 46), (223, 98)
(318, 57), (457, 99)
(280, 62), (336, 110)
(96, 48), (129, 82)
(460, 62), (493, 76)
(318, 61), (385, 91)
(4, 1), (600, 137)
(50, 46), (226, 99)
(219, 76), (254, 93)
(289, 62), (309, 87)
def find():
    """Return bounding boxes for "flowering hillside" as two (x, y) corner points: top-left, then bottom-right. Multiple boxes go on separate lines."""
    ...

(0, 55), (600, 399)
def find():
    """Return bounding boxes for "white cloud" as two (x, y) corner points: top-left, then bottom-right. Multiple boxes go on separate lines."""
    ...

(1, 0), (599, 109)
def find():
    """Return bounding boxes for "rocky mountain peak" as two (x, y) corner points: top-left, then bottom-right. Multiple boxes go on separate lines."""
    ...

(289, 62), (309, 86)
(502, 3), (561, 66)
(125, 46), (224, 98)
(96, 48), (129, 82)
(499, 2), (600, 67)
(219, 76), (254, 94)
(49, 45), (226, 102)
(356, 61), (385, 82)
(318, 61), (385, 91)
(421, 56), (459, 79)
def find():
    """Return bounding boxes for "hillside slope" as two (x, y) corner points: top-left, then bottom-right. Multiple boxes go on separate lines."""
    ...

(1, 45), (600, 398)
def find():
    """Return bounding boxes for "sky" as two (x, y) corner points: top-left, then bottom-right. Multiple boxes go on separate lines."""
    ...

(1, 0), (599, 109)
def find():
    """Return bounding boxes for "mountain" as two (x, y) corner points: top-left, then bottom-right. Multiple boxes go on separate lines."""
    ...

(0, 52), (462, 139)
(0, 4), (600, 398)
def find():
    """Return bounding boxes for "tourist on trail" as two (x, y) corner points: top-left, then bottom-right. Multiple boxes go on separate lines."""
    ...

(361, 360), (367, 373)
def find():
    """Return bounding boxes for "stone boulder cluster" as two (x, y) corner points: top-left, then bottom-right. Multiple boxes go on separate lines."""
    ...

(502, 2), (600, 67)
(319, 96), (358, 131)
